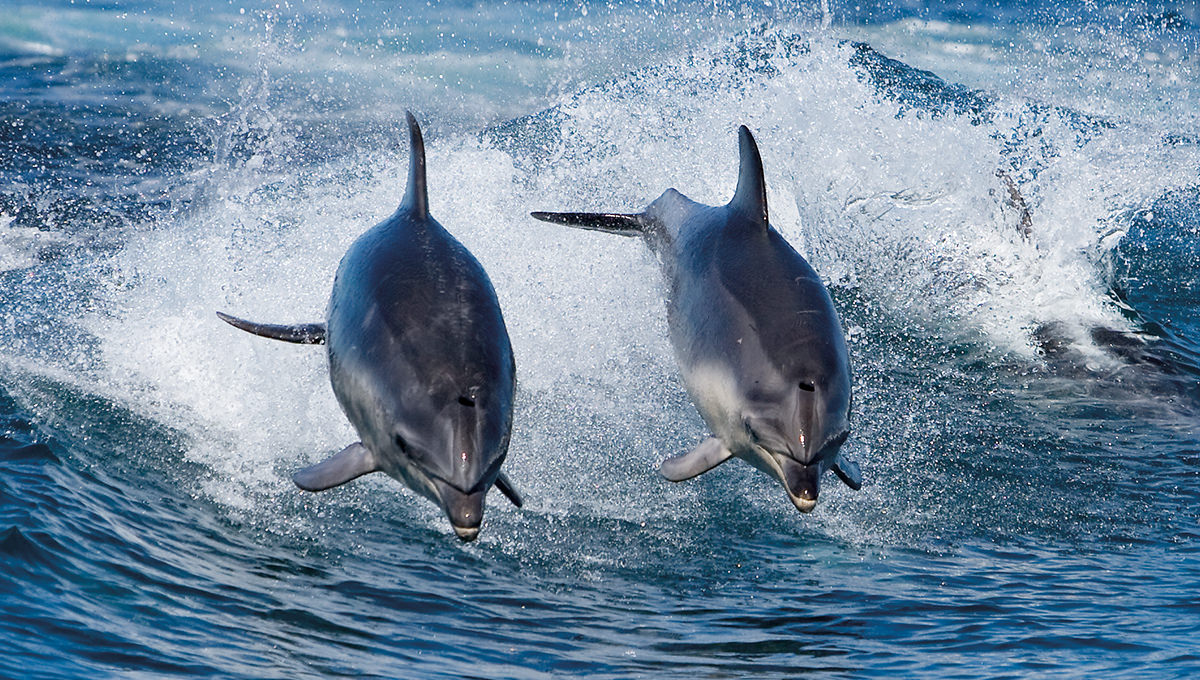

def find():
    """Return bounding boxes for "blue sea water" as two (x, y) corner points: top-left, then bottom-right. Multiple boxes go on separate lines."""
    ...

(2, 0), (1199, 677)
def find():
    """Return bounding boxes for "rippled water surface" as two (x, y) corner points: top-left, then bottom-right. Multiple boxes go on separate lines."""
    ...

(2, 1), (1199, 677)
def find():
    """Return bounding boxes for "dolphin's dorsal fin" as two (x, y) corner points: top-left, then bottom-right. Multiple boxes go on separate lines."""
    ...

(728, 125), (768, 228)
(401, 111), (429, 219)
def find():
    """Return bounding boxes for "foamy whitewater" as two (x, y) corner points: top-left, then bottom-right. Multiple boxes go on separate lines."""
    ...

(2, 1), (1199, 677)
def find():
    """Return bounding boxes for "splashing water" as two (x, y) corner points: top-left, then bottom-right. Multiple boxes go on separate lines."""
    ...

(2, 2), (1200, 677)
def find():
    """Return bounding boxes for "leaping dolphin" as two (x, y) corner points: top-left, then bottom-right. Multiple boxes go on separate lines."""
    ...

(532, 125), (861, 512)
(219, 112), (523, 541)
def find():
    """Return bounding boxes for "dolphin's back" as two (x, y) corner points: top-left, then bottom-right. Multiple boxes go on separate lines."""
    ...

(333, 215), (510, 371)
(669, 210), (842, 367)
(717, 222), (848, 381)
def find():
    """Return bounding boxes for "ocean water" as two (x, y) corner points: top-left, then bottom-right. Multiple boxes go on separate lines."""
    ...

(2, 0), (1199, 677)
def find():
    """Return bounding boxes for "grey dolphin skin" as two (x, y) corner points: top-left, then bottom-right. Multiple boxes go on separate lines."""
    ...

(218, 112), (523, 541)
(532, 125), (861, 512)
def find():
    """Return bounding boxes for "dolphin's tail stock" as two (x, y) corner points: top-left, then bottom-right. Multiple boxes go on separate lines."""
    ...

(216, 311), (327, 345)
(529, 211), (646, 237)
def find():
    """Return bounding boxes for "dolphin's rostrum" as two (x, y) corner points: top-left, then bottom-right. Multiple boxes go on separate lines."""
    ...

(219, 112), (522, 541)
(532, 125), (861, 512)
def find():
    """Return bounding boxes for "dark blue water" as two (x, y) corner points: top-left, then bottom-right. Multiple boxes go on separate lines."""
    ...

(2, 1), (1199, 677)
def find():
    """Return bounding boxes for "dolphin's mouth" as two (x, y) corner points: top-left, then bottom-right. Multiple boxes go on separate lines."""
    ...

(789, 495), (818, 513)
(773, 453), (821, 513)
(452, 525), (481, 542)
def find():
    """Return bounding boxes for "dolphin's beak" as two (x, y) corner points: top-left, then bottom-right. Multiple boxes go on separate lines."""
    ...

(790, 495), (817, 513)
(434, 480), (486, 542)
(776, 455), (821, 513)
(452, 524), (480, 542)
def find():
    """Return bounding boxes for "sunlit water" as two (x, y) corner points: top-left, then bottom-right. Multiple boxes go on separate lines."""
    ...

(2, 1), (1199, 677)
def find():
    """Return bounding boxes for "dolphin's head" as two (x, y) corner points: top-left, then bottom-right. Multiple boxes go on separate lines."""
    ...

(381, 382), (513, 541)
(744, 373), (851, 512)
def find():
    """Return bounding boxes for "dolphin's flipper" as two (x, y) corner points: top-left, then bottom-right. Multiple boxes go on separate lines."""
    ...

(494, 472), (524, 508)
(728, 125), (768, 227)
(530, 211), (646, 237)
(832, 455), (862, 490)
(217, 312), (326, 345)
(659, 437), (733, 482)
(293, 442), (379, 492)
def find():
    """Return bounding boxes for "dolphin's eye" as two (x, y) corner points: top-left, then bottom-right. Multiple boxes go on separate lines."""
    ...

(798, 381), (816, 392)
(394, 434), (409, 452)
(458, 396), (476, 407)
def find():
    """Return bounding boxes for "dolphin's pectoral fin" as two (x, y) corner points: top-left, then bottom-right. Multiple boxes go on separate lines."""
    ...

(494, 472), (524, 508)
(292, 442), (379, 492)
(832, 455), (862, 490)
(659, 437), (733, 482)
(217, 312), (326, 345)
(529, 211), (645, 237)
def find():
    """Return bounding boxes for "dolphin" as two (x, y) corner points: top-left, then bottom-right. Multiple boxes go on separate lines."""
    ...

(218, 112), (522, 540)
(531, 125), (861, 512)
